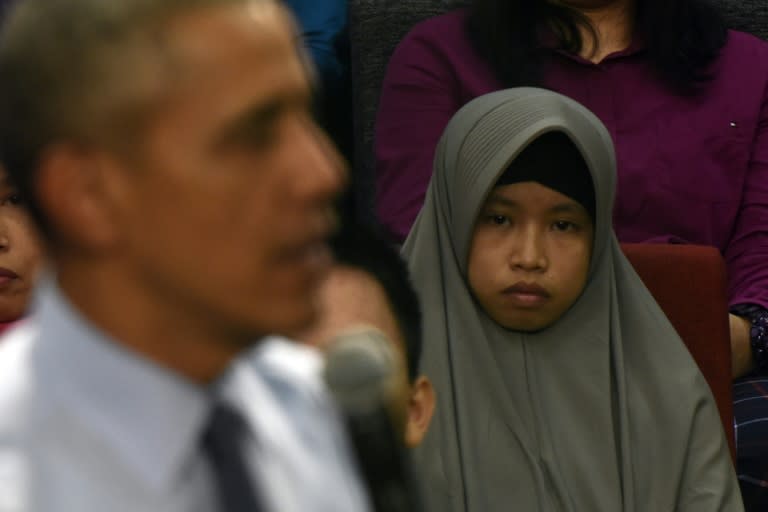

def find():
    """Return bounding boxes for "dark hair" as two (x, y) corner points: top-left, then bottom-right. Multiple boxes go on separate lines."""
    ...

(466, 0), (728, 94)
(330, 224), (423, 382)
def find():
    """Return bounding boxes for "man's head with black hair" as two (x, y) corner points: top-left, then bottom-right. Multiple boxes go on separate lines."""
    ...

(301, 223), (434, 447)
(329, 225), (422, 381)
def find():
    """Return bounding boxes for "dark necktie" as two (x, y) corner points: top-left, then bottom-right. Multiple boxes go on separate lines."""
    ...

(202, 402), (264, 512)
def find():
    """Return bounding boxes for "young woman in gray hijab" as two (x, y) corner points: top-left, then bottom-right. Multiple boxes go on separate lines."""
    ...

(402, 88), (742, 511)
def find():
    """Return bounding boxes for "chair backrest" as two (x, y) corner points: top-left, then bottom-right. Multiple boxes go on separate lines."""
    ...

(621, 243), (735, 460)
(347, 0), (768, 222)
(348, 0), (467, 222)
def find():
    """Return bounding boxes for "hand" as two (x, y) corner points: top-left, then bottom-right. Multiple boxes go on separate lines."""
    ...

(731, 313), (754, 378)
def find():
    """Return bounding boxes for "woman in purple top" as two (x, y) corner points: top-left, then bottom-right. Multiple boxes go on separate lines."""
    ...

(374, 0), (768, 507)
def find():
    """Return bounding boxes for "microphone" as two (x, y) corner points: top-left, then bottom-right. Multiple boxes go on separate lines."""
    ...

(324, 328), (422, 512)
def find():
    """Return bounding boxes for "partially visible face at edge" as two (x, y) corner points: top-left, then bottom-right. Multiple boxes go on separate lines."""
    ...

(468, 181), (593, 332)
(0, 167), (42, 322)
(300, 265), (435, 448)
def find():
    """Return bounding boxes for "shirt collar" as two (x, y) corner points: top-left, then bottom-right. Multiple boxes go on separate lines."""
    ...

(33, 279), (210, 492)
(219, 336), (327, 447)
(538, 26), (645, 64)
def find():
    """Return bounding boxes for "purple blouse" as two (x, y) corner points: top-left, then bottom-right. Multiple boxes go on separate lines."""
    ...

(374, 9), (768, 309)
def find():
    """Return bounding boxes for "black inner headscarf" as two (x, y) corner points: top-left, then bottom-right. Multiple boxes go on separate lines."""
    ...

(496, 131), (596, 222)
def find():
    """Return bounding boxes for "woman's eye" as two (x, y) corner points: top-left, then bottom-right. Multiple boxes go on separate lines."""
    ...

(1, 194), (23, 207)
(553, 220), (576, 232)
(490, 215), (508, 225)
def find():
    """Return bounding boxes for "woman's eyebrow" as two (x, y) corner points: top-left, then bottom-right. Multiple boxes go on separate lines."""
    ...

(549, 203), (585, 214)
(484, 195), (519, 208)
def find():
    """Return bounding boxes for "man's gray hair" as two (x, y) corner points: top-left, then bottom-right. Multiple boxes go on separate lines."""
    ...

(0, 0), (256, 234)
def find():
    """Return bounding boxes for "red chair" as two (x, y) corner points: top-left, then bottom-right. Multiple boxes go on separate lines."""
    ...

(622, 243), (735, 460)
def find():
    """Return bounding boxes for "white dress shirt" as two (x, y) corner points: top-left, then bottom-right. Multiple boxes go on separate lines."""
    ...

(0, 281), (371, 512)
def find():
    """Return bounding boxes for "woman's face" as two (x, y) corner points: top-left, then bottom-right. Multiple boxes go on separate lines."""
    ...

(0, 169), (42, 322)
(467, 181), (593, 332)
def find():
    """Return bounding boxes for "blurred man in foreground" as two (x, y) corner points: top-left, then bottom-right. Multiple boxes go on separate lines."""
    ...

(0, 0), (369, 510)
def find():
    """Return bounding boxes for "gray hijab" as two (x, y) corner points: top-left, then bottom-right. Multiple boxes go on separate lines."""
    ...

(402, 88), (741, 512)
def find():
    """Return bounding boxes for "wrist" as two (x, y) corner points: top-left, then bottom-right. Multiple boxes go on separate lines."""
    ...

(732, 304), (768, 373)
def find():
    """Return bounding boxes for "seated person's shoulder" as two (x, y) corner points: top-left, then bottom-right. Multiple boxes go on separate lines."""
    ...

(722, 30), (768, 73)
(398, 8), (470, 52)
(726, 29), (768, 50)
(0, 323), (42, 499)
(412, 8), (468, 33)
(0, 322), (40, 416)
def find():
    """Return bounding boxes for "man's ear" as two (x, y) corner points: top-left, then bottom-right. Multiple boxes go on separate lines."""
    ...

(404, 376), (435, 448)
(35, 144), (126, 251)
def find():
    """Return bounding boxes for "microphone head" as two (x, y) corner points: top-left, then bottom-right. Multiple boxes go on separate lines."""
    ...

(323, 327), (399, 415)
(323, 327), (422, 512)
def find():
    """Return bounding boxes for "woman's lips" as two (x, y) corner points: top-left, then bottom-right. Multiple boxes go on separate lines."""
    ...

(0, 267), (19, 288)
(0, 268), (18, 278)
(502, 282), (550, 308)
